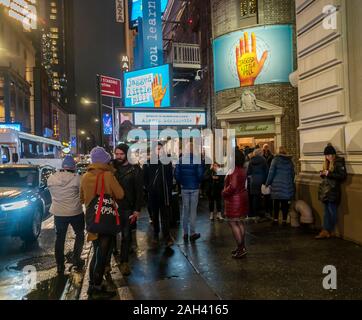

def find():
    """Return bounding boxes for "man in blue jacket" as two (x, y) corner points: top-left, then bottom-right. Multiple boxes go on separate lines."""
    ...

(175, 143), (204, 241)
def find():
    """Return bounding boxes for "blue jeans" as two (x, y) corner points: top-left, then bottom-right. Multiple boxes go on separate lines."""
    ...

(181, 189), (199, 235)
(323, 202), (338, 232)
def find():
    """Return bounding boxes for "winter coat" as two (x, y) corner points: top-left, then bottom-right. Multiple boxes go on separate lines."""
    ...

(175, 154), (204, 190)
(263, 151), (274, 168)
(222, 166), (249, 218)
(203, 166), (224, 198)
(112, 161), (144, 212)
(265, 154), (295, 200)
(48, 171), (83, 217)
(80, 163), (124, 207)
(144, 160), (173, 206)
(247, 155), (268, 195)
(318, 157), (347, 204)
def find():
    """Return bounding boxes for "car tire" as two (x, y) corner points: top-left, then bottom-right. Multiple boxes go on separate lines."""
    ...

(21, 207), (43, 243)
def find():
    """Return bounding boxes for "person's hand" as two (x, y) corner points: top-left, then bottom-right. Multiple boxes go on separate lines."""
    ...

(235, 32), (268, 87)
(152, 74), (167, 108)
(129, 211), (140, 224)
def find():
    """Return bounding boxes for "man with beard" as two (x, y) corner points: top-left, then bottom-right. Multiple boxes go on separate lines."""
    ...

(112, 144), (143, 276)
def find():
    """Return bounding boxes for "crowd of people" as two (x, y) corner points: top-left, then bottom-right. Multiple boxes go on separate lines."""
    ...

(45, 141), (346, 299)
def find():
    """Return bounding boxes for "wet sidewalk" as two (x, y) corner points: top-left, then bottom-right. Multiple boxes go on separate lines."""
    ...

(113, 200), (362, 300)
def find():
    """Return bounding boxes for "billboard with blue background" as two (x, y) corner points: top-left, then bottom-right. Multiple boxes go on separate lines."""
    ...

(213, 25), (294, 92)
(103, 114), (113, 135)
(124, 64), (172, 108)
(131, 0), (168, 27)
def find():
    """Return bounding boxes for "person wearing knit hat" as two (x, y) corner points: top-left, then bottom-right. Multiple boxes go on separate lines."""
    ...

(111, 143), (143, 276)
(80, 146), (124, 299)
(90, 146), (111, 164)
(48, 155), (84, 274)
(316, 143), (347, 239)
(62, 155), (76, 171)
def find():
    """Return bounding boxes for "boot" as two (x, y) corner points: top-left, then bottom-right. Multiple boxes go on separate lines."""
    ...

(315, 230), (331, 239)
(216, 212), (224, 221)
(232, 247), (247, 259)
(209, 212), (214, 221)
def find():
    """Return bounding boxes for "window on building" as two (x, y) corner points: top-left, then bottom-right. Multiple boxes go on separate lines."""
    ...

(51, 2), (57, 7)
(50, 27), (58, 33)
(240, 0), (257, 18)
(50, 15), (57, 20)
(50, 34), (59, 39)
(51, 8), (57, 14)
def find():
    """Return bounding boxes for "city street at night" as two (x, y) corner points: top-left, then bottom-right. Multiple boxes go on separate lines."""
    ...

(1, 0), (362, 307)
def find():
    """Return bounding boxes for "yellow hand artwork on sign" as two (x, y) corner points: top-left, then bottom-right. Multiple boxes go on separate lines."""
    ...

(235, 32), (268, 87)
(152, 74), (167, 108)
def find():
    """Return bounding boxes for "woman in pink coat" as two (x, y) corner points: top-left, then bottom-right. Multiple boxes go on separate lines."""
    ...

(223, 149), (249, 259)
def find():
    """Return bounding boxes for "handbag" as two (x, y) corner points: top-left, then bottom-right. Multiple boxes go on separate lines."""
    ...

(318, 178), (333, 202)
(86, 173), (122, 235)
(261, 184), (271, 195)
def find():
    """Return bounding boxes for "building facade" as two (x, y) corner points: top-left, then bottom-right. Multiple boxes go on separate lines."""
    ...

(212, 0), (299, 162)
(0, 5), (37, 133)
(295, 0), (362, 244)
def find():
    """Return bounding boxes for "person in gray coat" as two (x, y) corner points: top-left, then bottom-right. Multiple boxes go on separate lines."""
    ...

(265, 146), (295, 226)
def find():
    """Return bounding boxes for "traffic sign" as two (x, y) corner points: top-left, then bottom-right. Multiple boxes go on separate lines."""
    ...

(100, 75), (121, 98)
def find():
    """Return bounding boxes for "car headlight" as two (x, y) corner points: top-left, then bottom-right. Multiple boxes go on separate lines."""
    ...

(0, 200), (30, 211)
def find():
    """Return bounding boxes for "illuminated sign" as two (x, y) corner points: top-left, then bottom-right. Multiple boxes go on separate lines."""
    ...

(0, 0), (37, 31)
(131, 0), (168, 24)
(115, 0), (124, 23)
(121, 55), (130, 72)
(124, 64), (172, 108)
(100, 75), (122, 98)
(213, 25), (293, 92)
(134, 112), (206, 126)
(103, 114), (113, 135)
(0, 123), (21, 131)
(142, 0), (163, 68)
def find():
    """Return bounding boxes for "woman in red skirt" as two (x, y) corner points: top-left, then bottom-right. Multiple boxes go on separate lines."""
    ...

(222, 149), (249, 258)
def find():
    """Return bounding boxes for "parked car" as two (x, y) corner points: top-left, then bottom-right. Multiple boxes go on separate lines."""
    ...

(0, 164), (55, 243)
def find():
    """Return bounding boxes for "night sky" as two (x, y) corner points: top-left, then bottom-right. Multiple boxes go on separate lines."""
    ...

(73, 0), (126, 141)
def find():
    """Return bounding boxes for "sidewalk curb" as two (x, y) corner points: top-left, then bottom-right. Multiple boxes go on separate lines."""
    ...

(60, 241), (92, 300)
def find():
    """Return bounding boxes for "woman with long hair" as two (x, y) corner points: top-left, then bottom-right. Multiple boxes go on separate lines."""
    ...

(316, 144), (347, 239)
(222, 149), (249, 259)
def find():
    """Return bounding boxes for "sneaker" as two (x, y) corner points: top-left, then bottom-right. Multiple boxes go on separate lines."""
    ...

(231, 248), (238, 255)
(183, 234), (189, 242)
(232, 247), (247, 259)
(209, 213), (214, 221)
(190, 233), (201, 241)
(315, 230), (331, 240)
(216, 212), (224, 221)
(119, 262), (131, 276)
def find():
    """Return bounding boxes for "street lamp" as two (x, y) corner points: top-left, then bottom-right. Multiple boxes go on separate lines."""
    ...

(80, 130), (86, 135)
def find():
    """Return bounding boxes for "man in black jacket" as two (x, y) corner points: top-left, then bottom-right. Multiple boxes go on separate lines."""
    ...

(113, 143), (144, 276)
(144, 143), (174, 247)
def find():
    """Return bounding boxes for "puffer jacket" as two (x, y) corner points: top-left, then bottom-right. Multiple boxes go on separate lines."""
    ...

(318, 156), (347, 204)
(175, 154), (204, 190)
(80, 163), (124, 207)
(247, 155), (268, 195)
(48, 171), (83, 217)
(265, 154), (295, 200)
(222, 166), (249, 218)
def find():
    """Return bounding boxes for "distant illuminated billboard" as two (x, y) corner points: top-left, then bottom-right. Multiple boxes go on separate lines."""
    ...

(213, 25), (294, 92)
(0, 123), (21, 131)
(0, 0), (37, 31)
(124, 64), (172, 108)
(134, 112), (206, 126)
(131, 0), (168, 26)
(103, 114), (113, 135)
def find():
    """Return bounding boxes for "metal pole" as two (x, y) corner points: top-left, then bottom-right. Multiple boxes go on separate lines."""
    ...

(96, 74), (104, 147)
(112, 98), (116, 149)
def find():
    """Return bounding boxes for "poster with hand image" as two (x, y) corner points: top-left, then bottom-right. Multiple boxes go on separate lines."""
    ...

(213, 25), (294, 92)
